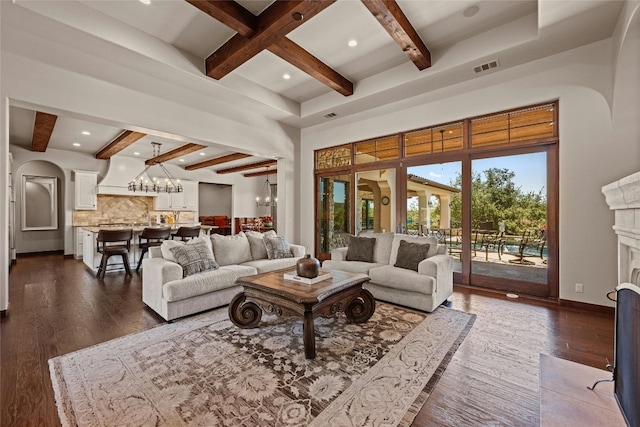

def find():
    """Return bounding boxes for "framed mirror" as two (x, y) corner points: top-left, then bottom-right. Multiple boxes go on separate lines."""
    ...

(22, 175), (58, 231)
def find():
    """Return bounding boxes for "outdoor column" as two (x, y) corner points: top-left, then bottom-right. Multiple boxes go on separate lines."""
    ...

(440, 194), (451, 228)
(418, 192), (430, 231)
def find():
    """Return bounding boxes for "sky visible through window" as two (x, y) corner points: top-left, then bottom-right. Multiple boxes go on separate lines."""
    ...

(410, 152), (546, 195)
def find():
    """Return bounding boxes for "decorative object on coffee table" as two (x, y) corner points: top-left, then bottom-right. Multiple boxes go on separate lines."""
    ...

(284, 269), (332, 284)
(229, 268), (374, 359)
(296, 253), (321, 278)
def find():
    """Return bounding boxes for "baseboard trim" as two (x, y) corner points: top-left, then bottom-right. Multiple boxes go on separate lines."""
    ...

(16, 250), (64, 258)
(559, 298), (615, 315)
(454, 284), (615, 315)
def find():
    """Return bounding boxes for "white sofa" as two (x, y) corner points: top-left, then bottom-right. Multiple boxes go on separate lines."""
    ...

(323, 232), (453, 312)
(142, 232), (305, 321)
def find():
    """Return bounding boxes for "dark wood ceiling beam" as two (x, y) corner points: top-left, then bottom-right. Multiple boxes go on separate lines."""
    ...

(31, 112), (57, 152)
(96, 130), (146, 159)
(361, 0), (431, 70)
(185, 152), (252, 170)
(205, 0), (336, 79)
(243, 168), (277, 178)
(268, 38), (353, 96)
(215, 159), (277, 174)
(145, 142), (207, 165)
(185, 0), (257, 37)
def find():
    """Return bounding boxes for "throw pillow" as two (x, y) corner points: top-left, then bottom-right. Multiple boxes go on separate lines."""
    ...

(394, 240), (430, 271)
(160, 236), (214, 263)
(264, 236), (293, 260)
(246, 230), (277, 260)
(169, 240), (219, 277)
(210, 232), (252, 266)
(346, 236), (376, 262)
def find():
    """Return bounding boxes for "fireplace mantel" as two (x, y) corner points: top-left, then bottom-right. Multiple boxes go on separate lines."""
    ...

(603, 170), (640, 210)
(602, 171), (640, 285)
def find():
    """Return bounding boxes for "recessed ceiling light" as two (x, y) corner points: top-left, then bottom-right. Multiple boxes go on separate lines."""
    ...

(179, 159), (185, 162)
(282, 73), (291, 80)
(72, 143), (81, 147)
(200, 152), (206, 156)
(348, 39), (358, 47)
(140, 0), (151, 4)
(81, 131), (91, 135)
(463, 5), (479, 17)
(133, 152), (140, 155)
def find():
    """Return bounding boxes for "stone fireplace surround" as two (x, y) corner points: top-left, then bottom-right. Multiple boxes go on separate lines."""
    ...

(602, 172), (640, 427)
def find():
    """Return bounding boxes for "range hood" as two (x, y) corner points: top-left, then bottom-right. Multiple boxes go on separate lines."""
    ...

(97, 156), (156, 196)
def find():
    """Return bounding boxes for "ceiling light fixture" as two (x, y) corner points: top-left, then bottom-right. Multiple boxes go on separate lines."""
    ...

(463, 5), (479, 17)
(73, 143), (81, 147)
(283, 73), (291, 80)
(81, 131), (91, 135)
(140, 0), (151, 5)
(128, 142), (182, 193)
(199, 152), (206, 156)
(256, 168), (277, 207)
(348, 39), (358, 47)
(134, 152), (140, 155)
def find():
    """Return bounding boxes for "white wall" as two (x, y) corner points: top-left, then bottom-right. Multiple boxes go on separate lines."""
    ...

(299, 36), (639, 307)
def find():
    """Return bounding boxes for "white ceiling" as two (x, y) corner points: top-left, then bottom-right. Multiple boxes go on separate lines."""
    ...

(6, 0), (625, 168)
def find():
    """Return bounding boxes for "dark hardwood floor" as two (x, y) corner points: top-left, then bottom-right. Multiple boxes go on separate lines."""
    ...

(1, 253), (614, 426)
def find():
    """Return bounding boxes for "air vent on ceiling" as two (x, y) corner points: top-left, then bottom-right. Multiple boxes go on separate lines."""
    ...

(323, 112), (337, 118)
(473, 60), (499, 74)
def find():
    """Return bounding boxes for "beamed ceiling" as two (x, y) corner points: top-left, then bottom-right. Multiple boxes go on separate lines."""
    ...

(6, 0), (625, 176)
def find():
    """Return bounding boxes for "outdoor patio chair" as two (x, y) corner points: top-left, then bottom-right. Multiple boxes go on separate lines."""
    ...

(509, 230), (546, 264)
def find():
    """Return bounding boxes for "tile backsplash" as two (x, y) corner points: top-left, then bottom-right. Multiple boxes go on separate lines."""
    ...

(72, 195), (196, 226)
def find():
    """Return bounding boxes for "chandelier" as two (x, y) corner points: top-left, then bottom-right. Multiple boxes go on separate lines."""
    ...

(256, 170), (277, 207)
(128, 142), (183, 193)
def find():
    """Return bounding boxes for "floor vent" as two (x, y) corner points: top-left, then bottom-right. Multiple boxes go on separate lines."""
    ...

(324, 112), (337, 118)
(474, 60), (499, 74)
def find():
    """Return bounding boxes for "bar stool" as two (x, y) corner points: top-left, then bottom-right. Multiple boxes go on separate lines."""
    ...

(96, 229), (133, 279)
(136, 227), (171, 271)
(171, 226), (201, 241)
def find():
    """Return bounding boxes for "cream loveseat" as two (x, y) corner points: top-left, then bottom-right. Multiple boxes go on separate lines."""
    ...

(142, 231), (305, 321)
(323, 232), (453, 312)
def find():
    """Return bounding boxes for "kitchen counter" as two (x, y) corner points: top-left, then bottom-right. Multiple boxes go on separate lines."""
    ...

(80, 223), (207, 233)
(80, 223), (211, 274)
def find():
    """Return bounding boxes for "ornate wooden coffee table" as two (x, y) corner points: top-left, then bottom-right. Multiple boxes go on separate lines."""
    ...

(229, 269), (375, 359)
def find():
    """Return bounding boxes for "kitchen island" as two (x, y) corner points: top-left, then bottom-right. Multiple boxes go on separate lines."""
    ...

(81, 223), (207, 274)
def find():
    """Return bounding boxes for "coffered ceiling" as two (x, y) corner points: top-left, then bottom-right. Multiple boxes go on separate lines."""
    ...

(6, 0), (625, 174)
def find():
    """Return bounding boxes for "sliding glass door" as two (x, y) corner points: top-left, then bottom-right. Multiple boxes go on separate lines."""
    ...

(317, 174), (351, 262)
(314, 102), (558, 298)
(470, 151), (549, 295)
(406, 162), (462, 273)
(356, 168), (395, 234)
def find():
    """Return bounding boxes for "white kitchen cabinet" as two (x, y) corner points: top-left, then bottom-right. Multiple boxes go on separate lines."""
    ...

(75, 227), (84, 259)
(154, 180), (198, 211)
(154, 191), (172, 210)
(74, 170), (98, 210)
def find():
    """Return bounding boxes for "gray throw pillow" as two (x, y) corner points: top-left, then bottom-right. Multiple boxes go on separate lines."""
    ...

(394, 240), (430, 271)
(264, 236), (293, 260)
(169, 240), (219, 277)
(346, 236), (376, 262)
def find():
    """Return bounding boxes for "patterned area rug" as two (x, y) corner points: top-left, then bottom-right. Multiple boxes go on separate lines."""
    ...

(49, 302), (475, 426)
